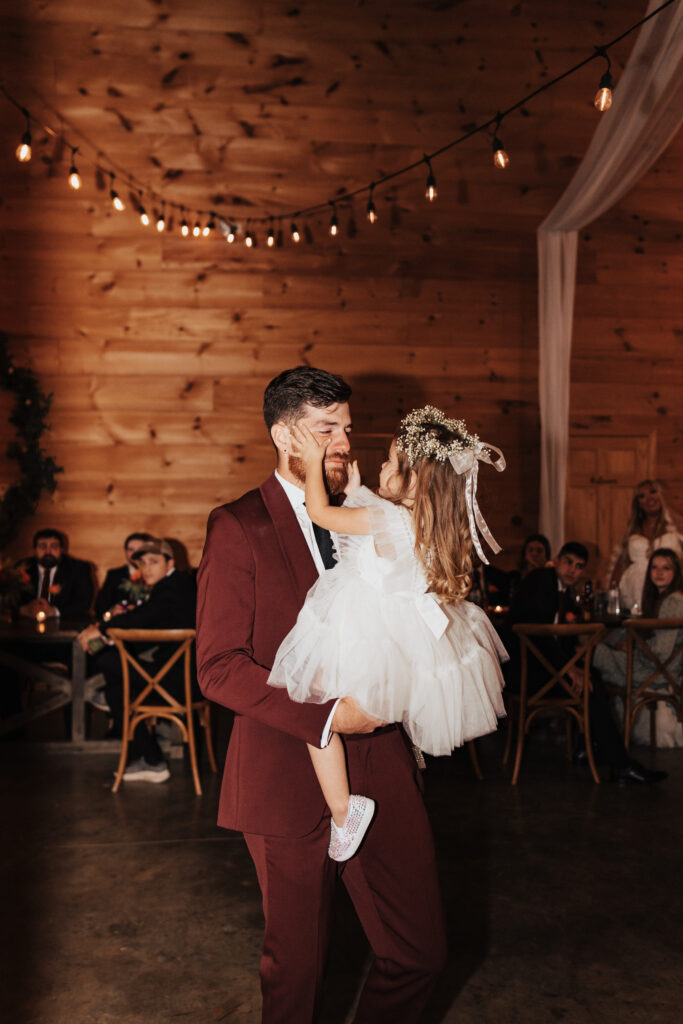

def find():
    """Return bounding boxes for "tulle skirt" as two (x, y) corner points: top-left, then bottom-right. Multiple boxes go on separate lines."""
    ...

(269, 568), (507, 756)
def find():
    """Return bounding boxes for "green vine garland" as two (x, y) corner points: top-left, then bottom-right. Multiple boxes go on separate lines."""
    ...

(0, 331), (62, 549)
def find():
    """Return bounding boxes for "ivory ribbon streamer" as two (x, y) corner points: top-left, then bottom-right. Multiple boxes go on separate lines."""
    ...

(449, 443), (506, 565)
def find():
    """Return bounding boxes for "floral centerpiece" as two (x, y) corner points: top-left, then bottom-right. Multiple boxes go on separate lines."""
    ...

(119, 569), (149, 608)
(0, 558), (30, 619)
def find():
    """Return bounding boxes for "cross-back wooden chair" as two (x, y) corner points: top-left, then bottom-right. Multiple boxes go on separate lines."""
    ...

(108, 628), (217, 795)
(623, 617), (683, 750)
(503, 623), (606, 785)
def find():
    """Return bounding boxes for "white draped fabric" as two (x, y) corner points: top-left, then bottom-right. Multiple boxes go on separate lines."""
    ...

(537, 0), (683, 553)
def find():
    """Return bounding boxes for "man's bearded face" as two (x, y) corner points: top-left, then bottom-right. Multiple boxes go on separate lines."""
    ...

(286, 402), (352, 495)
(35, 537), (62, 569)
(288, 452), (349, 495)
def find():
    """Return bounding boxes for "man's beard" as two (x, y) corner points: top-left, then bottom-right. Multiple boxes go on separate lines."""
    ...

(288, 454), (349, 496)
(39, 554), (59, 569)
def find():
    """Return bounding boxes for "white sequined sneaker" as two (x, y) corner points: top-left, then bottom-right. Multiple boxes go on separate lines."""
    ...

(328, 795), (376, 862)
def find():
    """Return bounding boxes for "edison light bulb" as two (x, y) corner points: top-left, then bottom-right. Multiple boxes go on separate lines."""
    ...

(492, 140), (510, 170)
(594, 72), (613, 112)
(16, 132), (32, 162)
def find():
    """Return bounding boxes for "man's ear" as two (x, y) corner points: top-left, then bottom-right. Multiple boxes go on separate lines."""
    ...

(271, 422), (290, 455)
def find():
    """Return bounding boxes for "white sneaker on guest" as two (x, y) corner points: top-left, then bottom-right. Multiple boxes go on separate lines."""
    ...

(121, 758), (170, 783)
(328, 795), (376, 862)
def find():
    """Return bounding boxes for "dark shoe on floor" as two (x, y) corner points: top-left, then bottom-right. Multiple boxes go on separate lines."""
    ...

(573, 739), (600, 767)
(573, 744), (589, 766)
(88, 688), (111, 713)
(610, 761), (668, 786)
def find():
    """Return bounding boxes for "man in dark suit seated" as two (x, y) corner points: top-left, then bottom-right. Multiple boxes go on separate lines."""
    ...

(94, 532), (154, 619)
(19, 528), (93, 620)
(505, 541), (666, 786)
(77, 538), (196, 783)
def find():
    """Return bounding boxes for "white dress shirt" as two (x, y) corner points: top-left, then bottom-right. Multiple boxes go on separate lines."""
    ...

(274, 470), (340, 745)
(553, 577), (566, 625)
(36, 564), (60, 616)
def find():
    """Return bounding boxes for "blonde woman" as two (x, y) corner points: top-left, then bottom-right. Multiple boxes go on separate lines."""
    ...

(609, 480), (682, 610)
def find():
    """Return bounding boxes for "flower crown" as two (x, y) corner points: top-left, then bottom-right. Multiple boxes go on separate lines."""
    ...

(395, 405), (481, 466)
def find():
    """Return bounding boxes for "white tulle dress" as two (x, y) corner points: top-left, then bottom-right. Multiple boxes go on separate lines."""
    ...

(269, 486), (507, 756)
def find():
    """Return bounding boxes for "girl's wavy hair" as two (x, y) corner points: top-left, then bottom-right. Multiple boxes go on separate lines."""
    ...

(641, 548), (683, 618)
(389, 416), (473, 604)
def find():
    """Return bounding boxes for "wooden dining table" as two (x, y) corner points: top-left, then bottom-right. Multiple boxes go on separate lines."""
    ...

(0, 615), (103, 747)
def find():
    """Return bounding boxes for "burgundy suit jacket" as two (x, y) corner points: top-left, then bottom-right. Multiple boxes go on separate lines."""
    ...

(196, 473), (337, 837)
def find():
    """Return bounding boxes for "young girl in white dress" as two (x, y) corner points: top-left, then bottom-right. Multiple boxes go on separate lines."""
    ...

(269, 406), (508, 862)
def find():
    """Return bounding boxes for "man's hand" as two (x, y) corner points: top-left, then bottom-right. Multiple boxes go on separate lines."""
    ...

(19, 597), (57, 619)
(331, 696), (386, 735)
(567, 665), (592, 696)
(77, 624), (103, 652)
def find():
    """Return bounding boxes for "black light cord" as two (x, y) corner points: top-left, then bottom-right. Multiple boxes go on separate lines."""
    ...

(0, 0), (676, 233)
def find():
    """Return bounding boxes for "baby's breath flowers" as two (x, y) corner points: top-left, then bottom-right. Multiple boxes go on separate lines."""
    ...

(396, 405), (481, 465)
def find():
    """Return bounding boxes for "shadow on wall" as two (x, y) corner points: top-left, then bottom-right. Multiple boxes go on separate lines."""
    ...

(346, 374), (430, 484)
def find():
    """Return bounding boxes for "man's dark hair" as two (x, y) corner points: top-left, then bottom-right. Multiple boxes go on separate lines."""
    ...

(124, 532), (154, 548)
(263, 366), (352, 431)
(558, 541), (589, 563)
(33, 527), (65, 548)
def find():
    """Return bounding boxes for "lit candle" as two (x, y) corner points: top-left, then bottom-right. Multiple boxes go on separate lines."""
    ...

(36, 610), (46, 622)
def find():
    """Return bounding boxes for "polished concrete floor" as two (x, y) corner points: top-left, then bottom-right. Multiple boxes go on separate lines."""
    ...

(1, 719), (681, 1024)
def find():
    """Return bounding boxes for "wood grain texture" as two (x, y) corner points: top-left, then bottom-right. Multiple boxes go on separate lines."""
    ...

(0, 0), (681, 583)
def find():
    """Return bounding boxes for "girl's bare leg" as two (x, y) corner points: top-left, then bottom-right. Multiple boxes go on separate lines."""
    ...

(307, 734), (350, 826)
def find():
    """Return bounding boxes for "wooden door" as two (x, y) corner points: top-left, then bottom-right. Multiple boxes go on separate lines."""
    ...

(566, 433), (657, 589)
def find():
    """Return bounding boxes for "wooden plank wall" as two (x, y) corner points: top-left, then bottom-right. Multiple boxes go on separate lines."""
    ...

(0, 0), (680, 584)
(572, 136), (683, 519)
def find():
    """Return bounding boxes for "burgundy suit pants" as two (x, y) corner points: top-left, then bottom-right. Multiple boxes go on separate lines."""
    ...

(244, 728), (447, 1023)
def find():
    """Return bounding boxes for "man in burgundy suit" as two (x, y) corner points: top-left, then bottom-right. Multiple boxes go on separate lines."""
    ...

(196, 366), (446, 1023)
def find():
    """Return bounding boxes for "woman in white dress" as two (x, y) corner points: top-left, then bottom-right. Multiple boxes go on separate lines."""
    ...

(608, 479), (682, 612)
(595, 549), (683, 748)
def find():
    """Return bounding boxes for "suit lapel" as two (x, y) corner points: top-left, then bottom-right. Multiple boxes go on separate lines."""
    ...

(260, 473), (318, 606)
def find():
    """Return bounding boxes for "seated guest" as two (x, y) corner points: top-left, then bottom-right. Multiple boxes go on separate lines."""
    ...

(507, 533), (552, 604)
(94, 532), (154, 618)
(19, 528), (93, 619)
(77, 538), (196, 783)
(594, 549), (683, 748)
(518, 533), (552, 578)
(504, 541), (666, 785)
